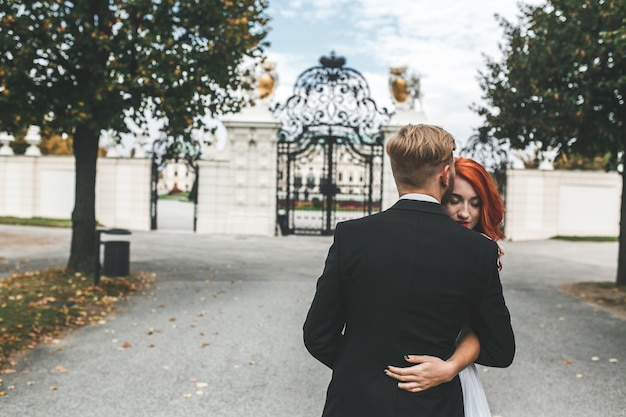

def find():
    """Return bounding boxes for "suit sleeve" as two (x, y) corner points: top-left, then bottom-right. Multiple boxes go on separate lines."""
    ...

(472, 244), (516, 368)
(303, 226), (346, 369)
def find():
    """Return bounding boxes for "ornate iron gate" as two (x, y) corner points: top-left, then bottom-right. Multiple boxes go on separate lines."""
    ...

(272, 53), (391, 235)
(149, 136), (201, 231)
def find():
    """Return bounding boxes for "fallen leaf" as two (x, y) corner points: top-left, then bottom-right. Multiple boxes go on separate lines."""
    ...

(50, 386), (58, 391)
(199, 342), (210, 348)
(54, 365), (67, 373)
(563, 360), (572, 365)
(122, 342), (132, 348)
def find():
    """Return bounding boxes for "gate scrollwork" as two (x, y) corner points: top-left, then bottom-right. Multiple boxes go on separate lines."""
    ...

(271, 52), (392, 235)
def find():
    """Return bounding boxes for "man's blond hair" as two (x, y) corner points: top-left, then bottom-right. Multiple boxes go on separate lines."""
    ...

(386, 124), (456, 190)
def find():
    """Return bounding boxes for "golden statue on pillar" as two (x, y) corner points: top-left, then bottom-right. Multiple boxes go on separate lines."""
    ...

(239, 58), (279, 106)
(257, 60), (278, 100)
(389, 66), (422, 111)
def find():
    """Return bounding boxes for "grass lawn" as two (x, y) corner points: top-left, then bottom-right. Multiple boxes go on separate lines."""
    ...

(158, 192), (191, 201)
(0, 216), (72, 228)
(552, 235), (618, 242)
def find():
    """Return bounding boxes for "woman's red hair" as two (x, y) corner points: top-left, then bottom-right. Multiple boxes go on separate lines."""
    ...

(454, 157), (505, 241)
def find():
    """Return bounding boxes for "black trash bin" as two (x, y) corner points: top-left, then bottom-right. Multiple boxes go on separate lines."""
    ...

(95, 229), (132, 284)
(103, 240), (130, 276)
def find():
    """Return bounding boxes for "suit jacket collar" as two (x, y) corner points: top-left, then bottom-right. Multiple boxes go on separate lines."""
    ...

(389, 198), (449, 217)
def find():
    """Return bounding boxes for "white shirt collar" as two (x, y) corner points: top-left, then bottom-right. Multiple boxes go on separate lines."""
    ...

(400, 193), (440, 204)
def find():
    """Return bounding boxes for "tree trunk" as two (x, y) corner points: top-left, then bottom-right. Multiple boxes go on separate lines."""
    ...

(67, 124), (99, 274)
(616, 171), (626, 286)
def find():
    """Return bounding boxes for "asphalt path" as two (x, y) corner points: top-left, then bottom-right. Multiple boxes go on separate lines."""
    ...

(0, 220), (624, 417)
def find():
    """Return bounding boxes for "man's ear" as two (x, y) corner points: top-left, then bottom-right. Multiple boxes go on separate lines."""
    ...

(440, 164), (451, 188)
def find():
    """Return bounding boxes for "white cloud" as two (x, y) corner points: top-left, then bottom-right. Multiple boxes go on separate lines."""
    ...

(265, 0), (543, 145)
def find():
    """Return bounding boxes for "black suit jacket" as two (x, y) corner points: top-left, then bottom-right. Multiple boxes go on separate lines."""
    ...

(303, 199), (515, 417)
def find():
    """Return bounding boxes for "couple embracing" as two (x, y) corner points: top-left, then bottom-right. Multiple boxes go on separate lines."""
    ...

(304, 124), (515, 417)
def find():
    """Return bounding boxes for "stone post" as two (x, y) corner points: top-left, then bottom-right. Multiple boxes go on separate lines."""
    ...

(24, 125), (42, 156)
(0, 132), (14, 156)
(196, 105), (280, 236)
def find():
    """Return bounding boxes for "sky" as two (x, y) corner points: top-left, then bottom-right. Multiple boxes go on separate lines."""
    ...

(262, 0), (538, 149)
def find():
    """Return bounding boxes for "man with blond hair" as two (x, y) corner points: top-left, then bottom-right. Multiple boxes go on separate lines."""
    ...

(304, 124), (515, 417)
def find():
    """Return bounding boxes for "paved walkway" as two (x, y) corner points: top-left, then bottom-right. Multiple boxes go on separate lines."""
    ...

(0, 224), (624, 417)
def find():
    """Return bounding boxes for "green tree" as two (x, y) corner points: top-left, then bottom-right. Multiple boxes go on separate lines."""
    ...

(602, 0), (626, 92)
(475, 0), (626, 285)
(0, 1), (269, 273)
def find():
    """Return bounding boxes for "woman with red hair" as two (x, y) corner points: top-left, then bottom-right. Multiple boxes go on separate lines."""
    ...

(386, 157), (506, 417)
(445, 157), (505, 244)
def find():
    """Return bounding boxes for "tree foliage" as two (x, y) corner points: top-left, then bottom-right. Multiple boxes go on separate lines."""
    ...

(552, 151), (612, 170)
(476, 0), (625, 167)
(602, 0), (626, 92)
(475, 0), (626, 285)
(0, 0), (269, 273)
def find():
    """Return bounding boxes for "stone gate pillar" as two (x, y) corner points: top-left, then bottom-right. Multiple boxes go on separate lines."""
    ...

(196, 105), (280, 235)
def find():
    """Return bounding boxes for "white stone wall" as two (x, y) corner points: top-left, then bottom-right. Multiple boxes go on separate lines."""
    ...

(504, 169), (621, 240)
(0, 155), (152, 230)
(1, 135), (621, 239)
(0, 155), (75, 219)
(96, 158), (152, 230)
